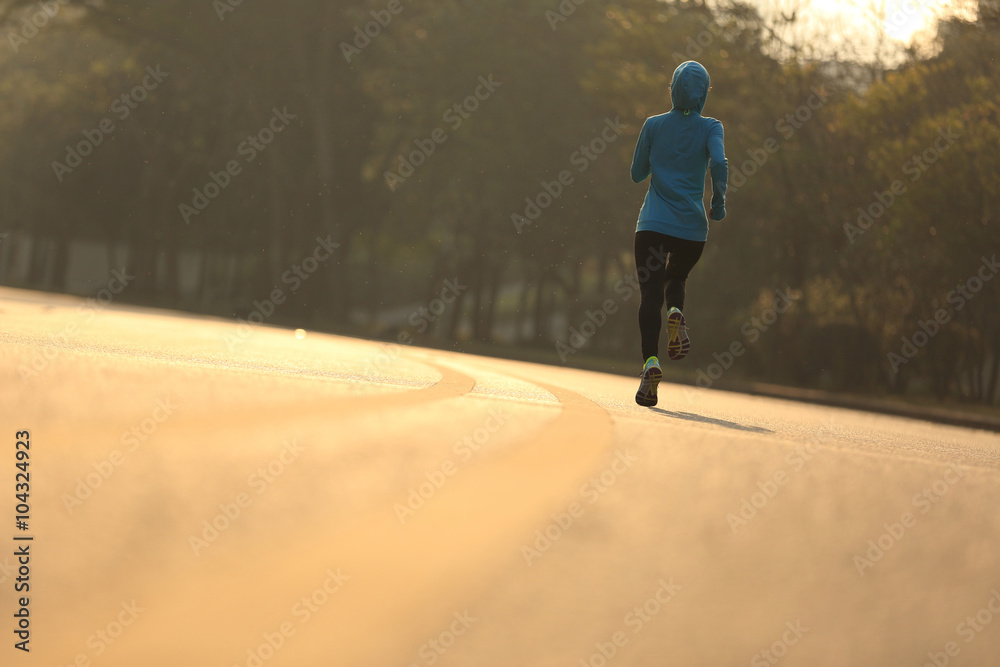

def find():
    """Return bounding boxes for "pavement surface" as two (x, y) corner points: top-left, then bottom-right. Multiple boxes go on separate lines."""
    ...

(1, 286), (999, 667)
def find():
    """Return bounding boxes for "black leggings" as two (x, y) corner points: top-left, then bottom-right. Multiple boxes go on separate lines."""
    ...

(634, 230), (705, 362)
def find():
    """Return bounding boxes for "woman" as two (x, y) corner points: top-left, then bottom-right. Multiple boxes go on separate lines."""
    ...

(630, 60), (728, 407)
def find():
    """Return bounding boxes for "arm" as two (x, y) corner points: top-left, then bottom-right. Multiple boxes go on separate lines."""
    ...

(630, 119), (652, 183)
(708, 121), (727, 220)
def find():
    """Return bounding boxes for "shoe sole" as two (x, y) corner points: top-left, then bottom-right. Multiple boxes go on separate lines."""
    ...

(666, 311), (690, 361)
(635, 366), (662, 407)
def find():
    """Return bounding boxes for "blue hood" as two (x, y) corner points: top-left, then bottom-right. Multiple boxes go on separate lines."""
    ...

(670, 61), (710, 114)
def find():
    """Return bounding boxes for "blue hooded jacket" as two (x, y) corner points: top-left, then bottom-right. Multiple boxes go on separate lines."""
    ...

(631, 61), (728, 242)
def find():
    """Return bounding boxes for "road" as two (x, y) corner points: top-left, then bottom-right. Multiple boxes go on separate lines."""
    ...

(1, 286), (999, 667)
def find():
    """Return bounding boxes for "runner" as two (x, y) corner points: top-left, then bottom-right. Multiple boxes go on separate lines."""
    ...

(630, 60), (728, 407)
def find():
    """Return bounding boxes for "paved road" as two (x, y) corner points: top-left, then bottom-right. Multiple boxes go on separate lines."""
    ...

(1, 286), (999, 667)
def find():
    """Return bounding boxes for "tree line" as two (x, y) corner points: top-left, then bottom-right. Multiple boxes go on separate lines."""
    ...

(1, 0), (997, 405)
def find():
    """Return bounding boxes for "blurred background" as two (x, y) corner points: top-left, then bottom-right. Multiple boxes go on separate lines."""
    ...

(0, 0), (997, 408)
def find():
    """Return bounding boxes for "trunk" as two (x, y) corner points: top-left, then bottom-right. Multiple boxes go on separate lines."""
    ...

(0, 233), (11, 284)
(930, 347), (949, 400)
(27, 236), (48, 287)
(198, 246), (213, 313)
(106, 238), (117, 281)
(957, 343), (970, 402)
(160, 220), (179, 307)
(267, 148), (286, 288)
(532, 271), (548, 343)
(569, 262), (581, 306)
(445, 286), (465, 341)
(51, 234), (70, 292)
(131, 161), (159, 301)
(365, 226), (381, 328)
(970, 342), (983, 403)
(986, 320), (1000, 404)
(299, 25), (348, 324)
(515, 275), (530, 343)
(333, 235), (354, 325)
(133, 233), (157, 302)
(988, 346), (1000, 405)
(482, 264), (502, 344)
(470, 261), (486, 342)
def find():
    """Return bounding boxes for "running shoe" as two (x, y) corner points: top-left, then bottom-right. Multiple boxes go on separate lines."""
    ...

(665, 307), (690, 360)
(635, 356), (662, 407)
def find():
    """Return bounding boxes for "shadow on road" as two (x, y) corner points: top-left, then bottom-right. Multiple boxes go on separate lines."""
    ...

(650, 407), (773, 434)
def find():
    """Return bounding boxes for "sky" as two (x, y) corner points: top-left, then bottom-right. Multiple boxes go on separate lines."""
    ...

(814, 0), (962, 39)
(743, 0), (977, 60)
